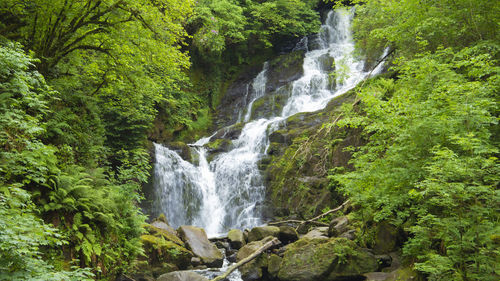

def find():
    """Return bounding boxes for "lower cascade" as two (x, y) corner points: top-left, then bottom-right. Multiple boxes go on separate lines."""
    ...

(151, 9), (385, 237)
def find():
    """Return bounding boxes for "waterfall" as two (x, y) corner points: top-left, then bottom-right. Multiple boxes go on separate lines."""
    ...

(152, 9), (385, 237)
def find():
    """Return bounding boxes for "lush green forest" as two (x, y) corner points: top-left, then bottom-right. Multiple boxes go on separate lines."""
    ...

(0, 0), (498, 280)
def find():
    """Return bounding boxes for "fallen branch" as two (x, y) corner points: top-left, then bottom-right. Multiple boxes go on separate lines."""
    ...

(268, 200), (350, 229)
(211, 238), (280, 281)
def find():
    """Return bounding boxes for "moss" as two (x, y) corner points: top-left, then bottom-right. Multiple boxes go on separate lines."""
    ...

(146, 224), (184, 246)
(278, 237), (377, 281)
(141, 235), (193, 269)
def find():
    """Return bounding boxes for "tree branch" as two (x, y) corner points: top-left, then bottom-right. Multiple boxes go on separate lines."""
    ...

(211, 238), (280, 281)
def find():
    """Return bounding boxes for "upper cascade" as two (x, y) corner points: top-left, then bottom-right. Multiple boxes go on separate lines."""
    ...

(151, 9), (385, 237)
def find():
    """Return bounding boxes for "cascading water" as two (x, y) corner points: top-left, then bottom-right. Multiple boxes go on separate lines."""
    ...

(152, 9), (385, 237)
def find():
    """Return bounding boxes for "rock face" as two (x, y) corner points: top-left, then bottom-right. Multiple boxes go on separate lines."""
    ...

(263, 90), (363, 220)
(215, 51), (305, 128)
(177, 226), (223, 267)
(278, 237), (378, 281)
(157, 271), (208, 281)
(247, 226), (280, 242)
(227, 229), (246, 249)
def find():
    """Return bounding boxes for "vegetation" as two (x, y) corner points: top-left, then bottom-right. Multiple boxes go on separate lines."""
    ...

(332, 0), (499, 280)
(1, 0), (498, 280)
(0, 0), (322, 279)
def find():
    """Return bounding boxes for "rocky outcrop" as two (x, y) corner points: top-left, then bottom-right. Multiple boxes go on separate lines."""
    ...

(278, 237), (378, 281)
(262, 90), (362, 220)
(177, 226), (223, 267)
(157, 271), (208, 281)
(215, 51), (305, 128)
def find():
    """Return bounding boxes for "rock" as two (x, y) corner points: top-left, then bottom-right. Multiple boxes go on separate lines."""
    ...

(166, 141), (191, 162)
(278, 237), (378, 281)
(177, 226), (223, 267)
(373, 222), (400, 254)
(278, 226), (299, 244)
(268, 254), (282, 277)
(214, 241), (230, 251)
(236, 238), (272, 281)
(303, 227), (329, 239)
(157, 271), (208, 281)
(318, 53), (335, 72)
(340, 229), (356, 240)
(228, 229), (246, 249)
(140, 235), (193, 269)
(375, 254), (392, 270)
(191, 257), (201, 267)
(363, 266), (421, 281)
(328, 216), (349, 237)
(148, 221), (184, 246)
(363, 272), (393, 281)
(227, 253), (237, 263)
(247, 226), (280, 242)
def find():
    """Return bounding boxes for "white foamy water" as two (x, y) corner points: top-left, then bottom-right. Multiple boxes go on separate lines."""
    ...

(152, 9), (385, 238)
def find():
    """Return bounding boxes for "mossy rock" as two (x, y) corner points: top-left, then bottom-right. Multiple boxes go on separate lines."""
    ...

(278, 237), (378, 281)
(236, 237), (274, 281)
(205, 138), (232, 153)
(141, 235), (193, 269)
(146, 223), (184, 246)
(247, 226), (280, 242)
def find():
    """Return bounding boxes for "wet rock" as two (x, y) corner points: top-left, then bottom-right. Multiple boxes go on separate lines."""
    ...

(328, 216), (349, 237)
(247, 226), (280, 242)
(227, 253), (237, 263)
(278, 226), (299, 244)
(266, 51), (306, 93)
(166, 141), (192, 162)
(278, 237), (378, 281)
(228, 229), (246, 249)
(177, 226), (223, 268)
(157, 271), (208, 281)
(318, 53), (335, 72)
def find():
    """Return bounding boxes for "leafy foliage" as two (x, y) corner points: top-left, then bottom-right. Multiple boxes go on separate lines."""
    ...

(334, 17), (499, 280)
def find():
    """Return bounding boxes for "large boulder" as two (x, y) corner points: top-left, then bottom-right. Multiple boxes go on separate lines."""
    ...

(278, 226), (299, 244)
(140, 235), (193, 269)
(278, 237), (378, 281)
(247, 226), (280, 242)
(177, 226), (223, 267)
(157, 271), (208, 281)
(236, 236), (275, 281)
(227, 229), (246, 249)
